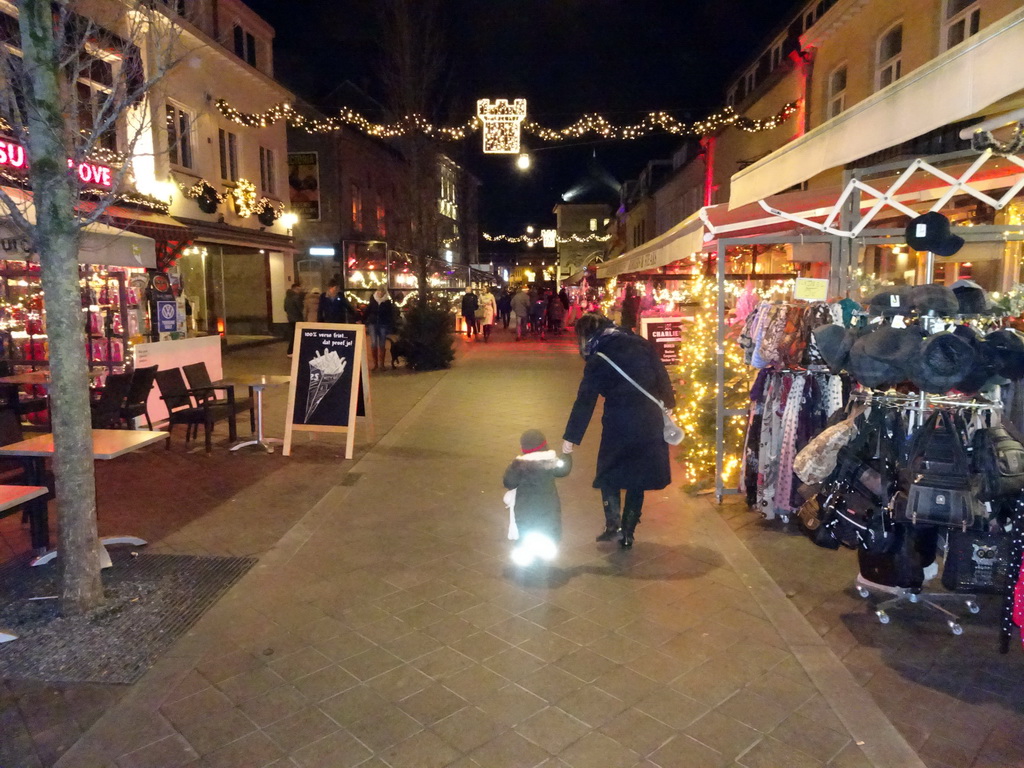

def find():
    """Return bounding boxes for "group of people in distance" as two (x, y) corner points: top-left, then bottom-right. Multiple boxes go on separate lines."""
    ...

(460, 284), (577, 342)
(283, 280), (397, 371)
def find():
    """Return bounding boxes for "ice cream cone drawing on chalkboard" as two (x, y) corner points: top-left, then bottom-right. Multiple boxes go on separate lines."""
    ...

(304, 347), (347, 422)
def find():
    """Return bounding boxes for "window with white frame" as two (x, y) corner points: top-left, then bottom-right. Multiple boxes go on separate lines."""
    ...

(943, 0), (981, 50)
(232, 23), (258, 67)
(76, 56), (117, 151)
(770, 42), (783, 70)
(875, 23), (903, 90)
(166, 102), (194, 168)
(826, 64), (847, 119)
(259, 146), (275, 194)
(218, 129), (238, 181)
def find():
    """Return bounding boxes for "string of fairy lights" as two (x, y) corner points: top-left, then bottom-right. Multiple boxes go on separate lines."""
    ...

(481, 232), (610, 244)
(214, 99), (799, 143)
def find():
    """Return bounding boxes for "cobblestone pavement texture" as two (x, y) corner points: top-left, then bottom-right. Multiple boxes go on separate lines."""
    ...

(0, 325), (1018, 767)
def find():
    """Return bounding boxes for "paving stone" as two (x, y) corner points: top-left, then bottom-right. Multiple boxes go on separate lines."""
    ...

(684, 710), (762, 761)
(262, 706), (340, 754)
(515, 706), (590, 754)
(430, 705), (504, 753)
(288, 729), (373, 768)
(469, 729), (554, 768)
(648, 734), (728, 768)
(599, 707), (676, 757)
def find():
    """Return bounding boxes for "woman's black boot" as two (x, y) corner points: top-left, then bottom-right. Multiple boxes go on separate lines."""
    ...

(598, 490), (621, 542)
(620, 491), (644, 549)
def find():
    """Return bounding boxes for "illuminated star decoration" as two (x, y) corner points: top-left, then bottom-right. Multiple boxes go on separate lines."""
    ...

(477, 99), (527, 154)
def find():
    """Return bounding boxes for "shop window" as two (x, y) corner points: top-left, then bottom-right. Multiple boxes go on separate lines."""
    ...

(589, 218), (597, 232)
(826, 64), (847, 119)
(259, 146), (275, 194)
(376, 193), (386, 237)
(943, 0), (980, 50)
(166, 102), (194, 169)
(232, 23), (258, 67)
(876, 23), (903, 90)
(351, 183), (362, 228)
(219, 129), (238, 181)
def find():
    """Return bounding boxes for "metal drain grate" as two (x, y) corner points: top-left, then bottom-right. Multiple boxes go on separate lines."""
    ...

(0, 551), (255, 684)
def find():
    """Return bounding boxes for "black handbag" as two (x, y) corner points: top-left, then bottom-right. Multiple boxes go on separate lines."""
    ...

(857, 523), (928, 590)
(899, 410), (983, 531)
(941, 528), (1011, 593)
(972, 421), (1024, 501)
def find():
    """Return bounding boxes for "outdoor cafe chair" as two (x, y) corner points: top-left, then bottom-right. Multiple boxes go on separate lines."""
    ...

(120, 364), (157, 430)
(154, 368), (237, 453)
(183, 362), (255, 434)
(0, 408), (53, 523)
(89, 372), (132, 429)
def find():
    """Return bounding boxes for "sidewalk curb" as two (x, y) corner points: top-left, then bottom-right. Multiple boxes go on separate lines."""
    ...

(698, 498), (926, 768)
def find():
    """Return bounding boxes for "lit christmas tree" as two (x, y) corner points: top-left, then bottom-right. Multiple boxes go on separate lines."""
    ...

(669, 276), (753, 492)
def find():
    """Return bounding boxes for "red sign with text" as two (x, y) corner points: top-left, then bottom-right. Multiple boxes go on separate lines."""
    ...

(0, 139), (112, 188)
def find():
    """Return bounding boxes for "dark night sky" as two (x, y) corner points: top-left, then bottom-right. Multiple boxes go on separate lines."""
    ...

(244, 0), (802, 237)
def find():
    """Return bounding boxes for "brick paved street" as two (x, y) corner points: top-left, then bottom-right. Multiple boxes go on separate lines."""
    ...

(0, 325), (1021, 767)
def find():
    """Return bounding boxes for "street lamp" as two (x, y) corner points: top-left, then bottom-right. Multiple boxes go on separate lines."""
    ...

(516, 153), (531, 171)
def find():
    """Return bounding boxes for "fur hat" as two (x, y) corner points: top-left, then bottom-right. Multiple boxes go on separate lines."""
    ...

(909, 283), (959, 317)
(867, 287), (912, 317)
(909, 332), (974, 394)
(905, 212), (965, 257)
(953, 330), (1002, 394)
(811, 324), (853, 374)
(951, 279), (991, 315)
(847, 326), (920, 389)
(520, 429), (548, 453)
(985, 329), (1024, 380)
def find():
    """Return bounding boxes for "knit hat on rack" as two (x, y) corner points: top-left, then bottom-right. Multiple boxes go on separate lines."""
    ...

(867, 286), (913, 317)
(985, 329), (1024, 380)
(951, 279), (992, 316)
(909, 283), (959, 317)
(520, 429), (548, 453)
(847, 326), (920, 389)
(909, 331), (974, 394)
(811, 324), (854, 374)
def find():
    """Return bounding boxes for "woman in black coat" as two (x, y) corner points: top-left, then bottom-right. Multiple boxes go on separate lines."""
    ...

(562, 313), (675, 548)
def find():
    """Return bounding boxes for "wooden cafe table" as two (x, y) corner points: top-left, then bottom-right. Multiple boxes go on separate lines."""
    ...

(0, 429), (167, 566)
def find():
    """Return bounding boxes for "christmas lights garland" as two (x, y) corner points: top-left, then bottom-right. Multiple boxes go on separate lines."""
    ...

(482, 232), (610, 244)
(215, 99), (799, 141)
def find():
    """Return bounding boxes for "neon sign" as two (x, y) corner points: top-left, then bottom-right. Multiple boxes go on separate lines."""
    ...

(0, 139), (113, 188)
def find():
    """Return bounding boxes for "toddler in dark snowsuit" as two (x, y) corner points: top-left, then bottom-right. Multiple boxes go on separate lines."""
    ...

(503, 430), (572, 564)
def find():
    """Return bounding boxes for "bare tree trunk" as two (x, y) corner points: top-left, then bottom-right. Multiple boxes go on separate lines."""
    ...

(19, 0), (102, 614)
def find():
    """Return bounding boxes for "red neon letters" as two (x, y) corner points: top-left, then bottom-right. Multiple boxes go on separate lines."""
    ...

(0, 139), (112, 188)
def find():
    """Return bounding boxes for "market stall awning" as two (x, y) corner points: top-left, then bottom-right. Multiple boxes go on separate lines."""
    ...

(729, 7), (1024, 209)
(0, 187), (155, 267)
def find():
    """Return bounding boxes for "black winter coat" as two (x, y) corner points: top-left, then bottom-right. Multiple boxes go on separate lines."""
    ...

(503, 450), (572, 540)
(563, 331), (675, 491)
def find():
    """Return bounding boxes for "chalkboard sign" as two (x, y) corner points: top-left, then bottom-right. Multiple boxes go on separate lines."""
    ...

(283, 323), (372, 459)
(640, 317), (684, 366)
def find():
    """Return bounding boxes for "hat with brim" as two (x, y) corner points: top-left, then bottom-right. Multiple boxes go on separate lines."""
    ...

(910, 283), (959, 317)
(985, 329), (1024, 380)
(951, 279), (992, 315)
(848, 326), (921, 389)
(909, 332), (975, 394)
(955, 334), (1002, 394)
(811, 324), (853, 374)
(906, 212), (965, 257)
(868, 287), (913, 317)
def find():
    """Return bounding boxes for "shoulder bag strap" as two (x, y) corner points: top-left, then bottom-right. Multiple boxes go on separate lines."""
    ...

(595, 352), (665, 409)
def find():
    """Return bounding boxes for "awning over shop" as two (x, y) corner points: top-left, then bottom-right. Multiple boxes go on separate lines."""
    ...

(596, 210), (705, 278)
(729, 7), (1024, 209)
(0, 187), (155, 267)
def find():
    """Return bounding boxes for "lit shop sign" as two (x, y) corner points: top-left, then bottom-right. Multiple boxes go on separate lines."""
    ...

(0, 140), (113, 188)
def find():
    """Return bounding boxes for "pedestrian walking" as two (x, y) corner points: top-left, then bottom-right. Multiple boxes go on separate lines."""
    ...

(317, 279), (355, 324)
(303, 288), (320, 322)
(547, 291), (565, 335)
(497, 289), (513, 329)
(530, 289), (548, 340)
(511, 285), (531, 341)
(503, 429), (572, 567)
(461, 286), (479, 339)
(476, 287), (497, 342)
(365, 287), (397, 370)
(283, 282), (304, 356)
(562, 313), (675, 549)
(620, 285), (639, 332)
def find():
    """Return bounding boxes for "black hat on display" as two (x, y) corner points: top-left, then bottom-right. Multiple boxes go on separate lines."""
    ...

(847, 326), (921, 389)
(867, 286), (913, 317)
(951, 279), (991, 315)
(955, 333), (1003, 394)
(811, 324), (854, 374)
(909, 283), (959, 317)
(985, 329), (1024, 380)
(905, 212), (965, 257)
(909, 331), (975, 394)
